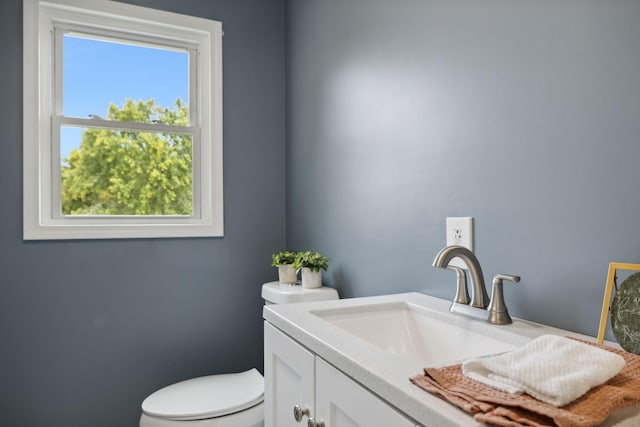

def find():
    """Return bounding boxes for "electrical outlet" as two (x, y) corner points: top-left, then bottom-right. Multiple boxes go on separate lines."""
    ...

(445, 217), (474, 269)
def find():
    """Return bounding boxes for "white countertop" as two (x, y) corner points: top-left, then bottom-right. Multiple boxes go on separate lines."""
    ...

(263, 292), (639, 427)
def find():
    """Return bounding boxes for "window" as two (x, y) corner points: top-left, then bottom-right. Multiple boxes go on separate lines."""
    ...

(23, 0), (223, 239)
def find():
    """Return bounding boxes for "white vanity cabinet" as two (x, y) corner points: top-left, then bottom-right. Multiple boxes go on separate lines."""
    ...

(315, 357), (416, 427)
(264, 321), (315, 427)
(264, 322), (417, 427)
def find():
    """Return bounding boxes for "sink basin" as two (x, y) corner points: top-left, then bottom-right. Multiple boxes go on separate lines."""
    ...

(312, 302), (522, 365)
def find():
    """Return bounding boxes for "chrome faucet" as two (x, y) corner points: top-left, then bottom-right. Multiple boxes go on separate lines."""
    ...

(432, 245), (520, 324)
(433, 245), (489, 308)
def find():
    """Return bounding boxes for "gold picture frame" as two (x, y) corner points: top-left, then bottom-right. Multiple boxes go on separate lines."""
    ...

(597, 262), (640, 345)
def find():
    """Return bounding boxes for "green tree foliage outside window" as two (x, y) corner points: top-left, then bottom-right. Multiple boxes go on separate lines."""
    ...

(61, 98), (192, 216)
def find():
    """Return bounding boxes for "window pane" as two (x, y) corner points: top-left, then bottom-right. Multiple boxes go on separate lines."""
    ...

(63, 34), (189, 125)
(60, 126), (193, 216)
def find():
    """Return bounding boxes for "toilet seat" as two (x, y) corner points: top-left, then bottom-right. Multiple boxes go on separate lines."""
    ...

(141, 369), (264, 421)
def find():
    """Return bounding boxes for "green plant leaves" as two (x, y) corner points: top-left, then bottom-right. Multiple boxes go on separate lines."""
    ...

(272, 250), (330, 272)
(271, 250), (298, 266)
(292, 251), (329, 272)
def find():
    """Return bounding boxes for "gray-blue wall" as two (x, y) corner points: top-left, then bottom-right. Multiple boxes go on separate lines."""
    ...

(286, 0), (640, 337)
(0, 0), (285, 426)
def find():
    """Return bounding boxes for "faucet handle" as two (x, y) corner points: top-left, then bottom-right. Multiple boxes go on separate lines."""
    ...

(487, 274), (520, 325)
(447, 266), (470, 305)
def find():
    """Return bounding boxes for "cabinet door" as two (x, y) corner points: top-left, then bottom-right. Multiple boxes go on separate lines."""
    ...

(264, 322), (315, 427)
(315, 358), (415, 427)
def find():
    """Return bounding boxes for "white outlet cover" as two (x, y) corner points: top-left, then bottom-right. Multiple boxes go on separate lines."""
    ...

(445, 217), (474, 269)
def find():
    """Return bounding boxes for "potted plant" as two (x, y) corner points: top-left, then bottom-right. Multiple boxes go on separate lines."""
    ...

(271, 250), (298, 284)
(292, 251), (329, 289)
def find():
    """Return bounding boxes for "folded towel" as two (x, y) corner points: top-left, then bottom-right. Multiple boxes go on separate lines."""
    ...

(462, 335), (625, 406)
(410, 338), (640, 427)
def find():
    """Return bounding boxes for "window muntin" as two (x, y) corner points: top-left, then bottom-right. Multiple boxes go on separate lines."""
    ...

(23, 0), (223, 239)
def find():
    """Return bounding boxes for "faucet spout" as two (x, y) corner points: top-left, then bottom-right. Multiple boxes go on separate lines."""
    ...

(433, 245), (489, 309)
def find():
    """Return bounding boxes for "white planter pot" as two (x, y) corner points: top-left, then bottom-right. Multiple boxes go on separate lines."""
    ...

(278, 265), (297, 284)
(301, 268), (322, 289)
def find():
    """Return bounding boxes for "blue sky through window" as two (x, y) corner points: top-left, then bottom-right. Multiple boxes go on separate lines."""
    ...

(61, 35), (189, 161)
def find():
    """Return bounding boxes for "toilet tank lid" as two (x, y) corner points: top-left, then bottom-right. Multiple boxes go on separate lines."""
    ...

(262, 281), (339, 304)
(141, 368), (263, 421)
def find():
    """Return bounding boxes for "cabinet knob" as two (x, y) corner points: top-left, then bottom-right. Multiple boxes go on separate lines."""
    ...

(293, 405), (310, 422)
(308, 417), (325, 427)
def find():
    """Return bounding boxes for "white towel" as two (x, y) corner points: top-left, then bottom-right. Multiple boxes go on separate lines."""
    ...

(462, 335), (625, 407)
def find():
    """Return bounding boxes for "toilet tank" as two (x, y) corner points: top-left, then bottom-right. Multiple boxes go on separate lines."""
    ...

(261, 281), (339, 305)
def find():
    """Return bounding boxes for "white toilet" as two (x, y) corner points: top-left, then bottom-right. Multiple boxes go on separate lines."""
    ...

(140, 282), (339, 426)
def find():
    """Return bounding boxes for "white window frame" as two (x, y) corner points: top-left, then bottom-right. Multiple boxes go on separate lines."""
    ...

(23, 0), (224, 239)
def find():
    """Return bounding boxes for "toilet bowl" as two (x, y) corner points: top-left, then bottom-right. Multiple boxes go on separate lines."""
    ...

(140, 282), (339, 426)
